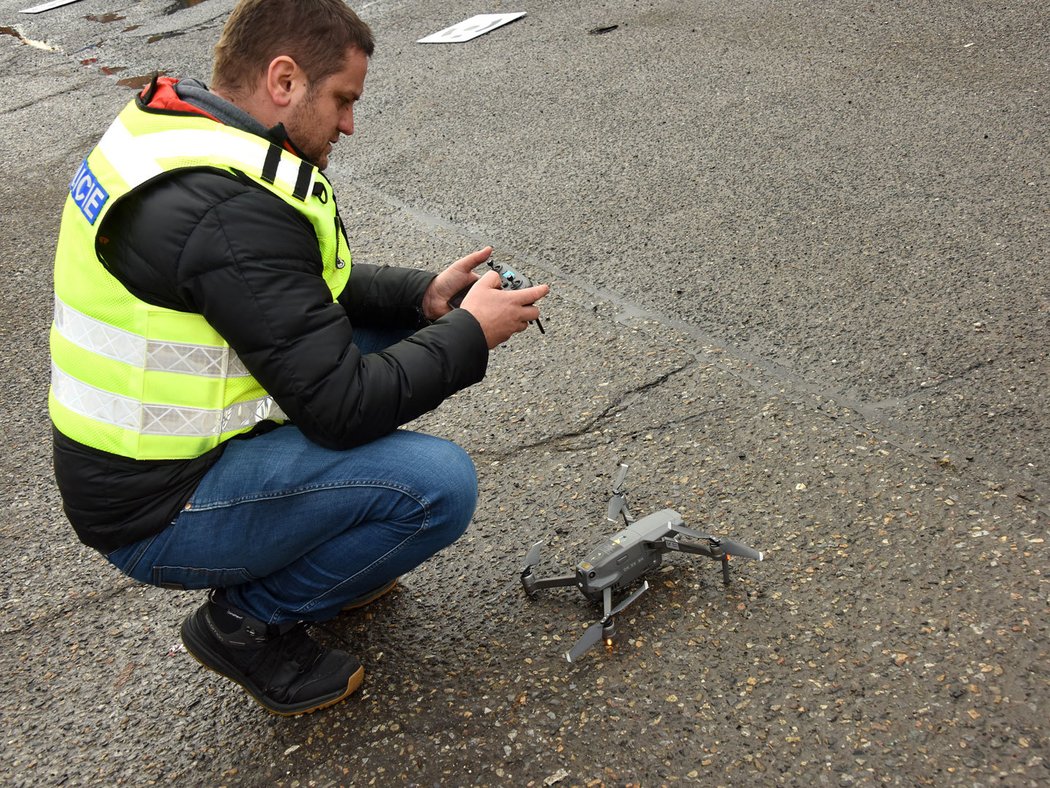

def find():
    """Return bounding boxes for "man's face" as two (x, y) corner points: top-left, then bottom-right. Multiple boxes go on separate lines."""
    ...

(285, 47), (368, 169)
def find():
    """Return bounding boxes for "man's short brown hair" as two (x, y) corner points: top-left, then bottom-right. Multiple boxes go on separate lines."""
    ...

(212, 0), (374, 97)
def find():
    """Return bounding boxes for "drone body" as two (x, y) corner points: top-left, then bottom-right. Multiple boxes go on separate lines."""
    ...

(521, 464), (764, 662)
(553, 508), (683, 602)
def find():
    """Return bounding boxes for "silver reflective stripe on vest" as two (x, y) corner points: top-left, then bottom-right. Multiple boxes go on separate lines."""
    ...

(51, 363), (286, 437)
(54, 297), (251, 378)
(97, 121), (315, 197)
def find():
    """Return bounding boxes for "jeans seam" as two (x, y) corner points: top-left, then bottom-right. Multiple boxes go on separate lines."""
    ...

(152, 563), (254, 575)
(187, 479), (421, 511)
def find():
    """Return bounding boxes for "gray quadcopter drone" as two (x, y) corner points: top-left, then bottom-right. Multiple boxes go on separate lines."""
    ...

(521, 463), (764, 662)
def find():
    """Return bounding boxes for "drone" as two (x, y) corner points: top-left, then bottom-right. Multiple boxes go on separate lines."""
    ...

(520, 463), (764, 662)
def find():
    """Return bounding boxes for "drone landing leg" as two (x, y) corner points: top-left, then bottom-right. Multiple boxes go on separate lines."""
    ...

(656, 537), (734, 585)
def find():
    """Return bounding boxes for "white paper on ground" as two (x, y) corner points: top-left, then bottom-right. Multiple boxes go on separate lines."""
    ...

(21, 0), (85, 13)
(417, 12), (526, 44)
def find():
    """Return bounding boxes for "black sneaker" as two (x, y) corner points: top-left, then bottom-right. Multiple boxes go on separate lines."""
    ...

(180, 594), (364, 716)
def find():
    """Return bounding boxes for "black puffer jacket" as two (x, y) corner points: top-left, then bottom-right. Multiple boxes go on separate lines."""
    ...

(53, 79), (489, 553)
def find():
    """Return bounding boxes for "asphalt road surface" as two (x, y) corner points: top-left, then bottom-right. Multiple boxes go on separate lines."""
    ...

(1, 0), (1046, 785)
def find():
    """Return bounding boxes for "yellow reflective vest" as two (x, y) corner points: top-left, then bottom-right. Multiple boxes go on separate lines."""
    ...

(49, 94), (352, 460)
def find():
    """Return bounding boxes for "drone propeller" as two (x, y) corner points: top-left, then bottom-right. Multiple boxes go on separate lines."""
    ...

(606, 463), (632, 523)
(566, 621), (604, 662)
(675, 524), (764, 561)
(565, 580), (649, 662)
(606, 493), (628, 524)
(718, 537), (764, 562)
(520, 540), (577, 598)
(522, 541), (545, 573)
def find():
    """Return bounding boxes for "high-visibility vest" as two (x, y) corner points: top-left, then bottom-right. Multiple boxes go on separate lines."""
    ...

(49, 95), (352, 460)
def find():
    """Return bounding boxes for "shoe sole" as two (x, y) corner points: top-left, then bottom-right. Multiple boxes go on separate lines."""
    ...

(341, 578), (398, 611)
(181, 613), (364, 716)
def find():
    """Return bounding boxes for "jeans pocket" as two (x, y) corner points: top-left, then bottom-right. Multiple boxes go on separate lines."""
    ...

(151, 565), (255, 591)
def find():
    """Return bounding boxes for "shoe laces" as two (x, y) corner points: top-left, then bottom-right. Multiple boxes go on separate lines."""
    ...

(247, 623), (326, 691)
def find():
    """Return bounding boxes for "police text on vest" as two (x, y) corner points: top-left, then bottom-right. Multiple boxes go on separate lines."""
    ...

(70, 160), (110, 225)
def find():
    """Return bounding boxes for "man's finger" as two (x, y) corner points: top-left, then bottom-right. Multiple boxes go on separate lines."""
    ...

(454, 247), (493, 271)
(509, 283), (550, 304)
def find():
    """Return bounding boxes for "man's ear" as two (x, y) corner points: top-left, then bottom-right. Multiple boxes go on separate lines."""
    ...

(266, 55), (306, 108)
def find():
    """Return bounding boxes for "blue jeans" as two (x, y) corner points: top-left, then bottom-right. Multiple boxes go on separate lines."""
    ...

(106, 328), (477, 625)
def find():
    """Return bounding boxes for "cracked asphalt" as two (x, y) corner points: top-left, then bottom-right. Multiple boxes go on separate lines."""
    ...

(1, 0), (1047, 785)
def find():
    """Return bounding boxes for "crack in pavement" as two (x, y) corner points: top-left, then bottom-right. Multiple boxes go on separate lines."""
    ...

(517, 360), (697, 452)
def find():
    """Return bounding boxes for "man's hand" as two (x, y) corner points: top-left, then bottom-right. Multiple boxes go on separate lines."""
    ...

(422, 247), (550, 349)
(460, 270), (549, 349)
(421, 247), (493, 321)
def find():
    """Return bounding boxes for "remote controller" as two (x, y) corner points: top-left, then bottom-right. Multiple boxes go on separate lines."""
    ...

(450, 259), (546, 333)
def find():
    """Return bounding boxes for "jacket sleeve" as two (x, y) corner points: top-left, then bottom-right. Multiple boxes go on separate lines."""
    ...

(338, 262), (437, 328)
(102, 172), (489, 450)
